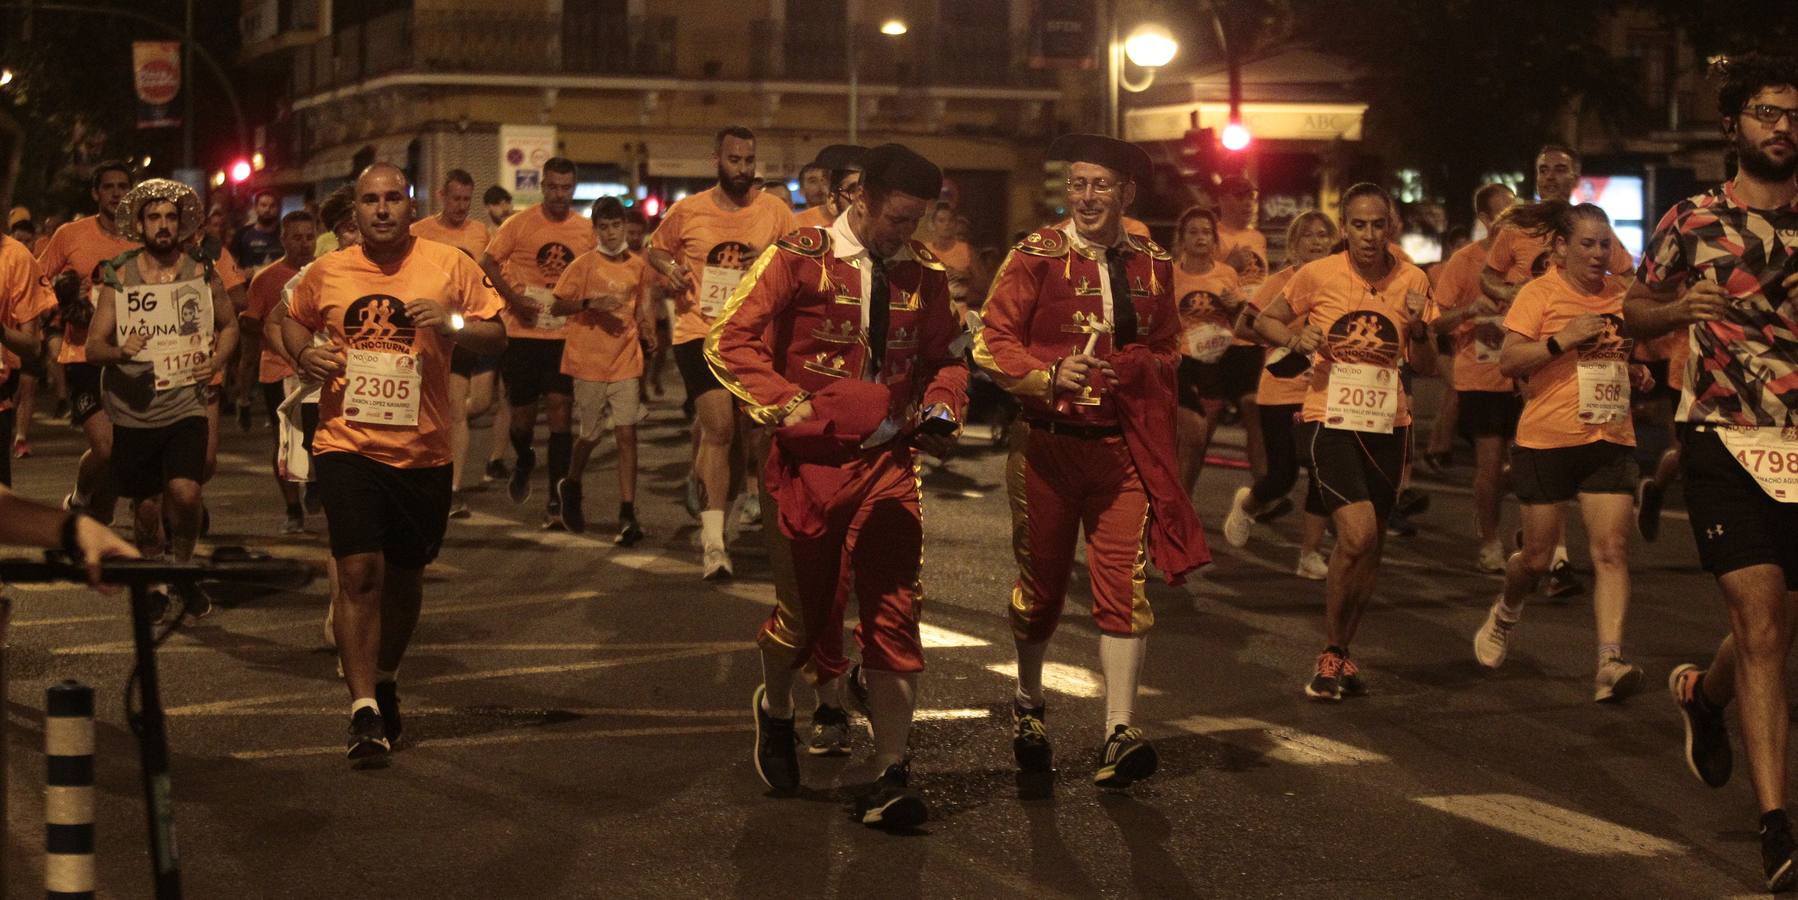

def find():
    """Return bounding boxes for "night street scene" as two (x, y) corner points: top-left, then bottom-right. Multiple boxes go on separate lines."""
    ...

(1, 1), (1798, 897)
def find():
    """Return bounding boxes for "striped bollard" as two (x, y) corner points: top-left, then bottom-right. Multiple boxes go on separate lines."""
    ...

(45, 681), (95, 900)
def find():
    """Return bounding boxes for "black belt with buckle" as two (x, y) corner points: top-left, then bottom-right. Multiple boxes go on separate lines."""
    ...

(1024, 416), (1124, 439)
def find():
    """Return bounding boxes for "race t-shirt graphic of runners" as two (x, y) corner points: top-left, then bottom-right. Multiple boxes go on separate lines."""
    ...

(698, 241), (756, 318)
(340, 294), (423, 426)
(1178, 289), (1236, 362)
(536, 242), (576, 283)
(1576, 313), (1632, 362)
(1324, 309), (1400, 367)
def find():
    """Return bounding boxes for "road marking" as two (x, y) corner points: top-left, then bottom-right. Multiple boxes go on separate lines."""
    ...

(983, 661), (1162, 698)
(1412, 794), (1685, 857)
(231, 722), (756, 760)
(173, 704), (991, 722)
(919, 623), (989, 648)
(63, 639), (746, 657)
(1167, 715), (1388, 765)
(11, 611), (120, 626)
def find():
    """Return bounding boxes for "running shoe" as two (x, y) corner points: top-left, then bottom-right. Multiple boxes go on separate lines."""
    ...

(375, 680), (403, 744)
(855, 759), (928, 829)
(1013, 703), (1052, 773)
(346, 707), (391, 763)
(1093, 725), (1158, 788)
(1635, 478), (1664, 543)
(1294, 551), (1329, 581)
(281, 513), (305, 535)
(176, 582), (213, 621)
(484, 459), (509, 483)
(703, 546), (734, 580)
(1305, 650), (1344, 701)
(1223, 486), (1255, 548)
(807, 704), (851, 757)
(1385, 512), (1418, 538)
(447, 500), (471, 520)
(1593, 657), (1643, 703)
(751, 685), (799, 792)
(738, 493), (763, 528)
(1473, 599), (1517, 669)
(556, 479), (585, 534)
(1543, 559), (1584, 599)
(1764, 812), (1797, 894)
(615, 516), (644, 547)
(1476, 542), (1507, 574)
(1339, 656), (1368, 697)
(11, 437), (29, 459)
(1419, 451), (1453, 476)
(147, 586), (174, 625)
(1668, 664), (1732, 788)
(1395, 487), (1431, 517)
(508, 448), (535, 504)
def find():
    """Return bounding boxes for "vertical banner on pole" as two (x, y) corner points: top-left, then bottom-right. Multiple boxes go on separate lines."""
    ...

(44, 680), (95, 900)
(132, 41), (183, 130)
(498, 125), (558, 209)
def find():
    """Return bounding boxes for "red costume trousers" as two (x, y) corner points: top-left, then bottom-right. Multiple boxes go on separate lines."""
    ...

(1006, 424), (1154, 643)
(758, 446), (925, 682)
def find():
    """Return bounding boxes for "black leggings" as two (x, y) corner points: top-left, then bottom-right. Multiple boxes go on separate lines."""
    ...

(1249, 403), (1324, 516)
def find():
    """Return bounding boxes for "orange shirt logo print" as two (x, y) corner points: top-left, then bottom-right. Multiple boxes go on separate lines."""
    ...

(1326, 311), (1400, 366)
(1578, 313), (1631, 362)
(340, 294), (423, 426)
(536, 242), (575, 282)
(710, 241), (754, 271)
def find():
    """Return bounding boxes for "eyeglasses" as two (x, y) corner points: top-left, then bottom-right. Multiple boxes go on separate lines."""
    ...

(1065, 178), (1122, 197)
(1740, 104), (1798, 127)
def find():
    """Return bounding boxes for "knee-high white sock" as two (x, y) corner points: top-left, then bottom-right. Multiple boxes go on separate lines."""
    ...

(863, 669), (918, 771)
(1099, 633), (1148, 734)
(1013, 638), (1048, 710)
(759, 647), (796, 720)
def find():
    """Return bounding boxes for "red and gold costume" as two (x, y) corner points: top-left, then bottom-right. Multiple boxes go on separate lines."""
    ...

(974, 224), (1181, 642)
(707, 216), (968, 680)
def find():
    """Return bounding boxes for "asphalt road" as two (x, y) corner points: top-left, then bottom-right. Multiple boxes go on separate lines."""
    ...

(0, 382), (1780, 899)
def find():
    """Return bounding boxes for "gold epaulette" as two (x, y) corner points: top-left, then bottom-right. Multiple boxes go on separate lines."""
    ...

(908, 240), (947, 271)
(1014, 227), (1069, 259)
(1128, 232), (1173, 261)
(775, 226), (831, 258)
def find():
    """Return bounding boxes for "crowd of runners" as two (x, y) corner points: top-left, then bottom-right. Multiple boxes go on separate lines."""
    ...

(0, 48), (1795, 892)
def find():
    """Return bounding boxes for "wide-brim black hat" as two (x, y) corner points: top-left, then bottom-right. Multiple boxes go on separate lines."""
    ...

(809, 144), (869, 173)
(1049, 133), (1152, 184)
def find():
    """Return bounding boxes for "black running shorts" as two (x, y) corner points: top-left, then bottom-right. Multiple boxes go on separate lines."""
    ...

(1681, 425), (1798, 589)
(1298, 421), (1407, 520)
(314, 451), (453, 569)
(500, 337), (572, 407)
(110, 416), (208, 499)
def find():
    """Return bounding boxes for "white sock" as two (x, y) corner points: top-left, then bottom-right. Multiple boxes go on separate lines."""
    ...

(1552, 544), (1569, 567)
(863, 669), (918, 771)
(1013, 638), (1048, 710)
(350, 697), (378, 717)
(759, 648), (796, 719)
(1099, 633), (1148, 733)
(700, 509), (726, 550)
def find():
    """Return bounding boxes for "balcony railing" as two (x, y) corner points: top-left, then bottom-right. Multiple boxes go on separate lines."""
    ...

(749, 19), (1052, 89)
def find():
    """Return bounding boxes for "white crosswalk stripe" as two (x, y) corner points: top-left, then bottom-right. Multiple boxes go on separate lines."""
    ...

(1412, 794), (1685, 857)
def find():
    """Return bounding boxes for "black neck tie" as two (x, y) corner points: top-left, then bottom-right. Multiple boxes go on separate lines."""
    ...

(1105, 247), (1138, 346)
(867, 255), (889, 377)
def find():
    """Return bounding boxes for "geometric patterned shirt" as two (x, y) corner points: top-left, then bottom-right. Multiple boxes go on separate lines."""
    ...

(1638, 181), (1798, 426)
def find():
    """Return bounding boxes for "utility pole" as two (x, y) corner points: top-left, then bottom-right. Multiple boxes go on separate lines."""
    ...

(180, 0), (193, 169)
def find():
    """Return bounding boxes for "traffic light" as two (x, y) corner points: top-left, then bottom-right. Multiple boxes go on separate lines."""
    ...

(1221, 121), (1252, 152)
(228, 159), (252, 184)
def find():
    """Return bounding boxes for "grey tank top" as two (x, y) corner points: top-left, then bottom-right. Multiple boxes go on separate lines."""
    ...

(100, 252), (213, 428)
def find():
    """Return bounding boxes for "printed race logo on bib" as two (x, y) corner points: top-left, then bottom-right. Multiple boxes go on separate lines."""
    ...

(1575, 313), (1632, 425)
(1178, 289), (1235, 363)
(699, 241), (755, 319)
(115, 276), (213, 390)
(1323, 309), (1402, 433)
(341, 294), (422, 426)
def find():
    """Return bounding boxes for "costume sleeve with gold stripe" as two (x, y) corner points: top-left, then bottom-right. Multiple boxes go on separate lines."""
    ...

(971, 248), (1053, 403)
(705, 244), (808, 425)
(1144, 255), (1180, 362)
(909, 245), (970, 420)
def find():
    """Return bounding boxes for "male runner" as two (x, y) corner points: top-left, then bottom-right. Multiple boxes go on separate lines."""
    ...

(711, 143), (967, 826)
(414, 169), (496, 517)
(792, 145), (867, 230)
(284, 163), (506, 764)
(646, 126), (797, 578)
(0, 231), (55, 487)
(241, 211), (317, 532)
(86, 179), (239, 621)
(484, 185), (514, 228)
(230, 188), (284, 269)
(976, 134), (1206, 787)
(1628, 54), (1798, 892)
(479, 157), (595, 527)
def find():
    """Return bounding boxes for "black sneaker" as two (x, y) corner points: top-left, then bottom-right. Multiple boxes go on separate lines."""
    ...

(751, 685), (799, 792)
(855, 759), (928, 829)
(556, 479), (585, 534)
(485, 459), (510, 483)
(1339, 656), (1368, 697)
(1093, 724), (1159, 788)
(807, 704), (851, 757)
(375, 681), (403, 745)
(1635, 478), (1665, 542)
(1306, 650), (1345, 701)
(1543, 559), (1584, 599)
(147, 587), (174, 626)
(1013, 704), (1053, 773)
(1763, 811), (1796, 893)
(1395, 487), (1430, 517)
(1385, 511), (1418, 538)
(1668, 664), (1731, 788)
(508, 447), (535, 505)
(175, 582), (213, 622)
(346, 708), (391, 763)
(615, 516), (644, 547)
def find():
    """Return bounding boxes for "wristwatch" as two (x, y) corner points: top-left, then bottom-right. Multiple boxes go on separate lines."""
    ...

(1545, 336), (1563, 355)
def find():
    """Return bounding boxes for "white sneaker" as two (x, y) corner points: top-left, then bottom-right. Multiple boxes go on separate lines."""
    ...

(1476, 542), (1507, 574)
(1294, 551), (1329, 581)
(1223, 487), (1255, 548)
(1594, 657), (1644, 703)
(703, 546), (734, 581)
(1473, 598), (1518, 669)
(738, 493), (763, 529)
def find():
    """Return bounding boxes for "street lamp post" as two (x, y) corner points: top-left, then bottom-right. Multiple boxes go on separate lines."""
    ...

(1104, 4), (1177, 138)
(845, 2), (906, 144)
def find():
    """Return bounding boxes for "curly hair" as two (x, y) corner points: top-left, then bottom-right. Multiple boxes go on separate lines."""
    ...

(1711, 53), (1798, 118)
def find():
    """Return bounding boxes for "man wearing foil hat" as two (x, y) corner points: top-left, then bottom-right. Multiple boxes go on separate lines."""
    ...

(84, 178), (240, 622)
(708, 143), (968, 828)
(975, 134), (1208, 789)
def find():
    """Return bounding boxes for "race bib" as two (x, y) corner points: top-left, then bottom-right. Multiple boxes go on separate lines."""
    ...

(1184, 323), (1234, 363)
(699, 265), (745, 319)
(1718, 426), (1798, 503)
(1576, 360), (1629, 424)
(343, 349), (421, 426)
(115, 277), (213, 390)
(1324, 362), (1399, 434)
(524, 286), (566, 332)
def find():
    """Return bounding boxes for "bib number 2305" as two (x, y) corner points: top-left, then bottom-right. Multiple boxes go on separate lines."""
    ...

(343, 349), (422, 426)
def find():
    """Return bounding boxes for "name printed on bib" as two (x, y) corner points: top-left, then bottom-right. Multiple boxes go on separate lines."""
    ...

(1576, 359), (1629, 424)
(343, 348), (421, 426)
(1325, 362), (1399, 434)
(1718, 426), (1798, 503)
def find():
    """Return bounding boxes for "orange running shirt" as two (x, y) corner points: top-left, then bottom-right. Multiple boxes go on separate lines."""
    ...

(1433, 240), (1514, 393)
(931, 240), (975, 278)
(651, 187), (796, 345)
(1172, 261), (1244, 359)
(554, 248), (650, 383)
(1486, 224), (1633, 286)
(412, 215), (492, 261)
(1250, 266), (1309, 406)
(1215, 224), (1270, 288)
(245, 258), (301, 383)
(36, 216), (136, 364)
(286, 239), (505, 469)
(0, 235), (56, 403)
(1504, 271), (1635, 449)
(483, 204), (598, 340)
(1286, 253), (1436, 428)
(793, 206), (834, 229)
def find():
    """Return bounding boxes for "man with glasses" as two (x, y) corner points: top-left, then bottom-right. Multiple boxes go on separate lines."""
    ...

(975, 134), (1206, 790)
(793, 144), (867, 229)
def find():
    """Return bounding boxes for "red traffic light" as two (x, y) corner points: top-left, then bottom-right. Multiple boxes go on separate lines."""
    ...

(642, 195), (662, 218)
(1221, 122), (1252, 152)
(229, 160), (252, 183)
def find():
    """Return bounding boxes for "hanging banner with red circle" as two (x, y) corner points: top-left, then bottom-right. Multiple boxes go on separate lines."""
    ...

(133, 41), (182, 129)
